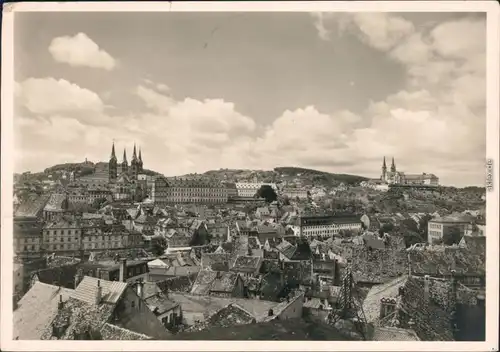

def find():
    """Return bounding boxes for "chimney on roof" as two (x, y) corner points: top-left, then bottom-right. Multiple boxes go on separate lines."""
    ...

(95, 280), (102, 305)
(58, 294), (64, 310)
(119, 259), (127, 282)
(74, 270), (83, 289)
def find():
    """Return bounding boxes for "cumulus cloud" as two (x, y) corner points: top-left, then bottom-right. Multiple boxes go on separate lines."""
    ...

(301, 14), (486, 185)
(14, 15), (486, 186)
(49, 33), (116, 70)
(16, 77), (105, 115)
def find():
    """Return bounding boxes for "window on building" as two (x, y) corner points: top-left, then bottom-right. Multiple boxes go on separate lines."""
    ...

(379, 299), (397, 319)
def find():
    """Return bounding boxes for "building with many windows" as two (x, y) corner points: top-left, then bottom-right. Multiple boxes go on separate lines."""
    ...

(235, 182), (277, 198)
(427, 215), (474, 244)
(43, 218), (82, 253)
(151, 177), (228, 205)
(282, 187), (309, 200)
(295, 214), (363, 239)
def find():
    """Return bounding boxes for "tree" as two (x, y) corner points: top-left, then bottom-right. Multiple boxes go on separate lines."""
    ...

(378, 223), (394, 235)
(255, 185), (278, 203)
(91, 198), (107, 210)
(282, 196), (291, 206)
(151, 237), (167, 256)
(443, 226), (462, 245)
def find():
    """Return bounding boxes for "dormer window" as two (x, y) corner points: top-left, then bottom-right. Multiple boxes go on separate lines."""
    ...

(379, 297), (397, 319)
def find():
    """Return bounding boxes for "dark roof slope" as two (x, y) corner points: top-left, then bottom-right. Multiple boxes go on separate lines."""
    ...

(171, 318), (357, 340)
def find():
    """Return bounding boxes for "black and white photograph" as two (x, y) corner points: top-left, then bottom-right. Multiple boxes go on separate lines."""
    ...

(1, 1), (499, 351)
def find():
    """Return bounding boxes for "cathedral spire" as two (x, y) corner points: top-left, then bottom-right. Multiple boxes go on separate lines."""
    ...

(132, 143), (138, 160)
(391, 157), (396, 172)
(123, 148), (127, 163)
(382, 156), (387, 169)
(139, 148), (142, 162)
(110, 141), (116, 160)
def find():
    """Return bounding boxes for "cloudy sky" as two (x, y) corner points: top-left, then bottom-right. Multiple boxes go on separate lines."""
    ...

(13, 11), (486, 186)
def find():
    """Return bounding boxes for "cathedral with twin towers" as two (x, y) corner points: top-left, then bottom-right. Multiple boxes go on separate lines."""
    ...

(108, 142), (144, 183)
(380, 156), (439, 186)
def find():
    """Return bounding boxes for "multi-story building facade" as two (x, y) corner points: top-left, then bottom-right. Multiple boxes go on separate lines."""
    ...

(40, 217), (143, 254)
(151, 177), (228, 205)
(427, 216), (472, 244)
(13, 194), (49, 258)
(282, 187), (309, 200)
(297, 214), (363, 239)
(14, 219), (44, 258)
(224, 182), (238, 199)
(81, 220), (143, 252)
(235, 182), (277, 198)
(43, 218), (83, 253)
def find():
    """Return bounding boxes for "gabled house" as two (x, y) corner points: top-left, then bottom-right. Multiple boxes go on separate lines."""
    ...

(190, 270), (245, 298)
(362, 275), (454, 341)
(16, 276), (171, 340)
(230, 255), (263, 276)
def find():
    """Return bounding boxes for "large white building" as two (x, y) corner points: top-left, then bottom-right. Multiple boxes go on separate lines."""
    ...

(381, 157), (439, 186)
(295, 214), (363, 239)
(152, 177), (228, 205)
(282, 187), (308, 200)
(235, 182), (277, 198)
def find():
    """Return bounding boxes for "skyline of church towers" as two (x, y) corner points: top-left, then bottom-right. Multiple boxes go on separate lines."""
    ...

(109, 142), (144, 182)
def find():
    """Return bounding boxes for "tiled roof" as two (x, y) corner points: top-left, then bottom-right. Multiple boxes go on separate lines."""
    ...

(155, 275), (197, 293)
(210, 272), (240, 293)
(167, 292), (279, 326)
(362, 275), (409, 323)
(144, 294), (179, 315)
(44, 218), (82, 229)
(40, 297), (116, 340)
(172, 317), (354, 340)
(259, 259), (281, 274)
(349, 247), (409, 284)
(191, 270), (218, 295)
(201, 253), (231, 271)
(189, 303), (255, 332)
(400, 276), (454, 341)
(164, 265), (201, 277)
(263, 250), (280, 260)
(15, 194), (50, 218)
(71, 276), (128, 305)
(190, 270), (240, 295)
(276, 240), (297, 259)
(14, 282), (74, 340)
(231, 255), (262, 271)
(409, 248), (485, 276)
(248, 236), (261, 249)
(372, 327), (420, 341)
(44, 193), (68, 212)
(100, 323), (152, 340)
(291, 240), (312, 260)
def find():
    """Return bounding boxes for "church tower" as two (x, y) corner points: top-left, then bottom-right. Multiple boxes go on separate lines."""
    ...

(130, 143), (139, 180)
(109, 142), (117, 183)
(391, 157), (396, 173)
(138, 148), (144, 173)
(381, 156), (387, 181)
(121, 148), (128, 175)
